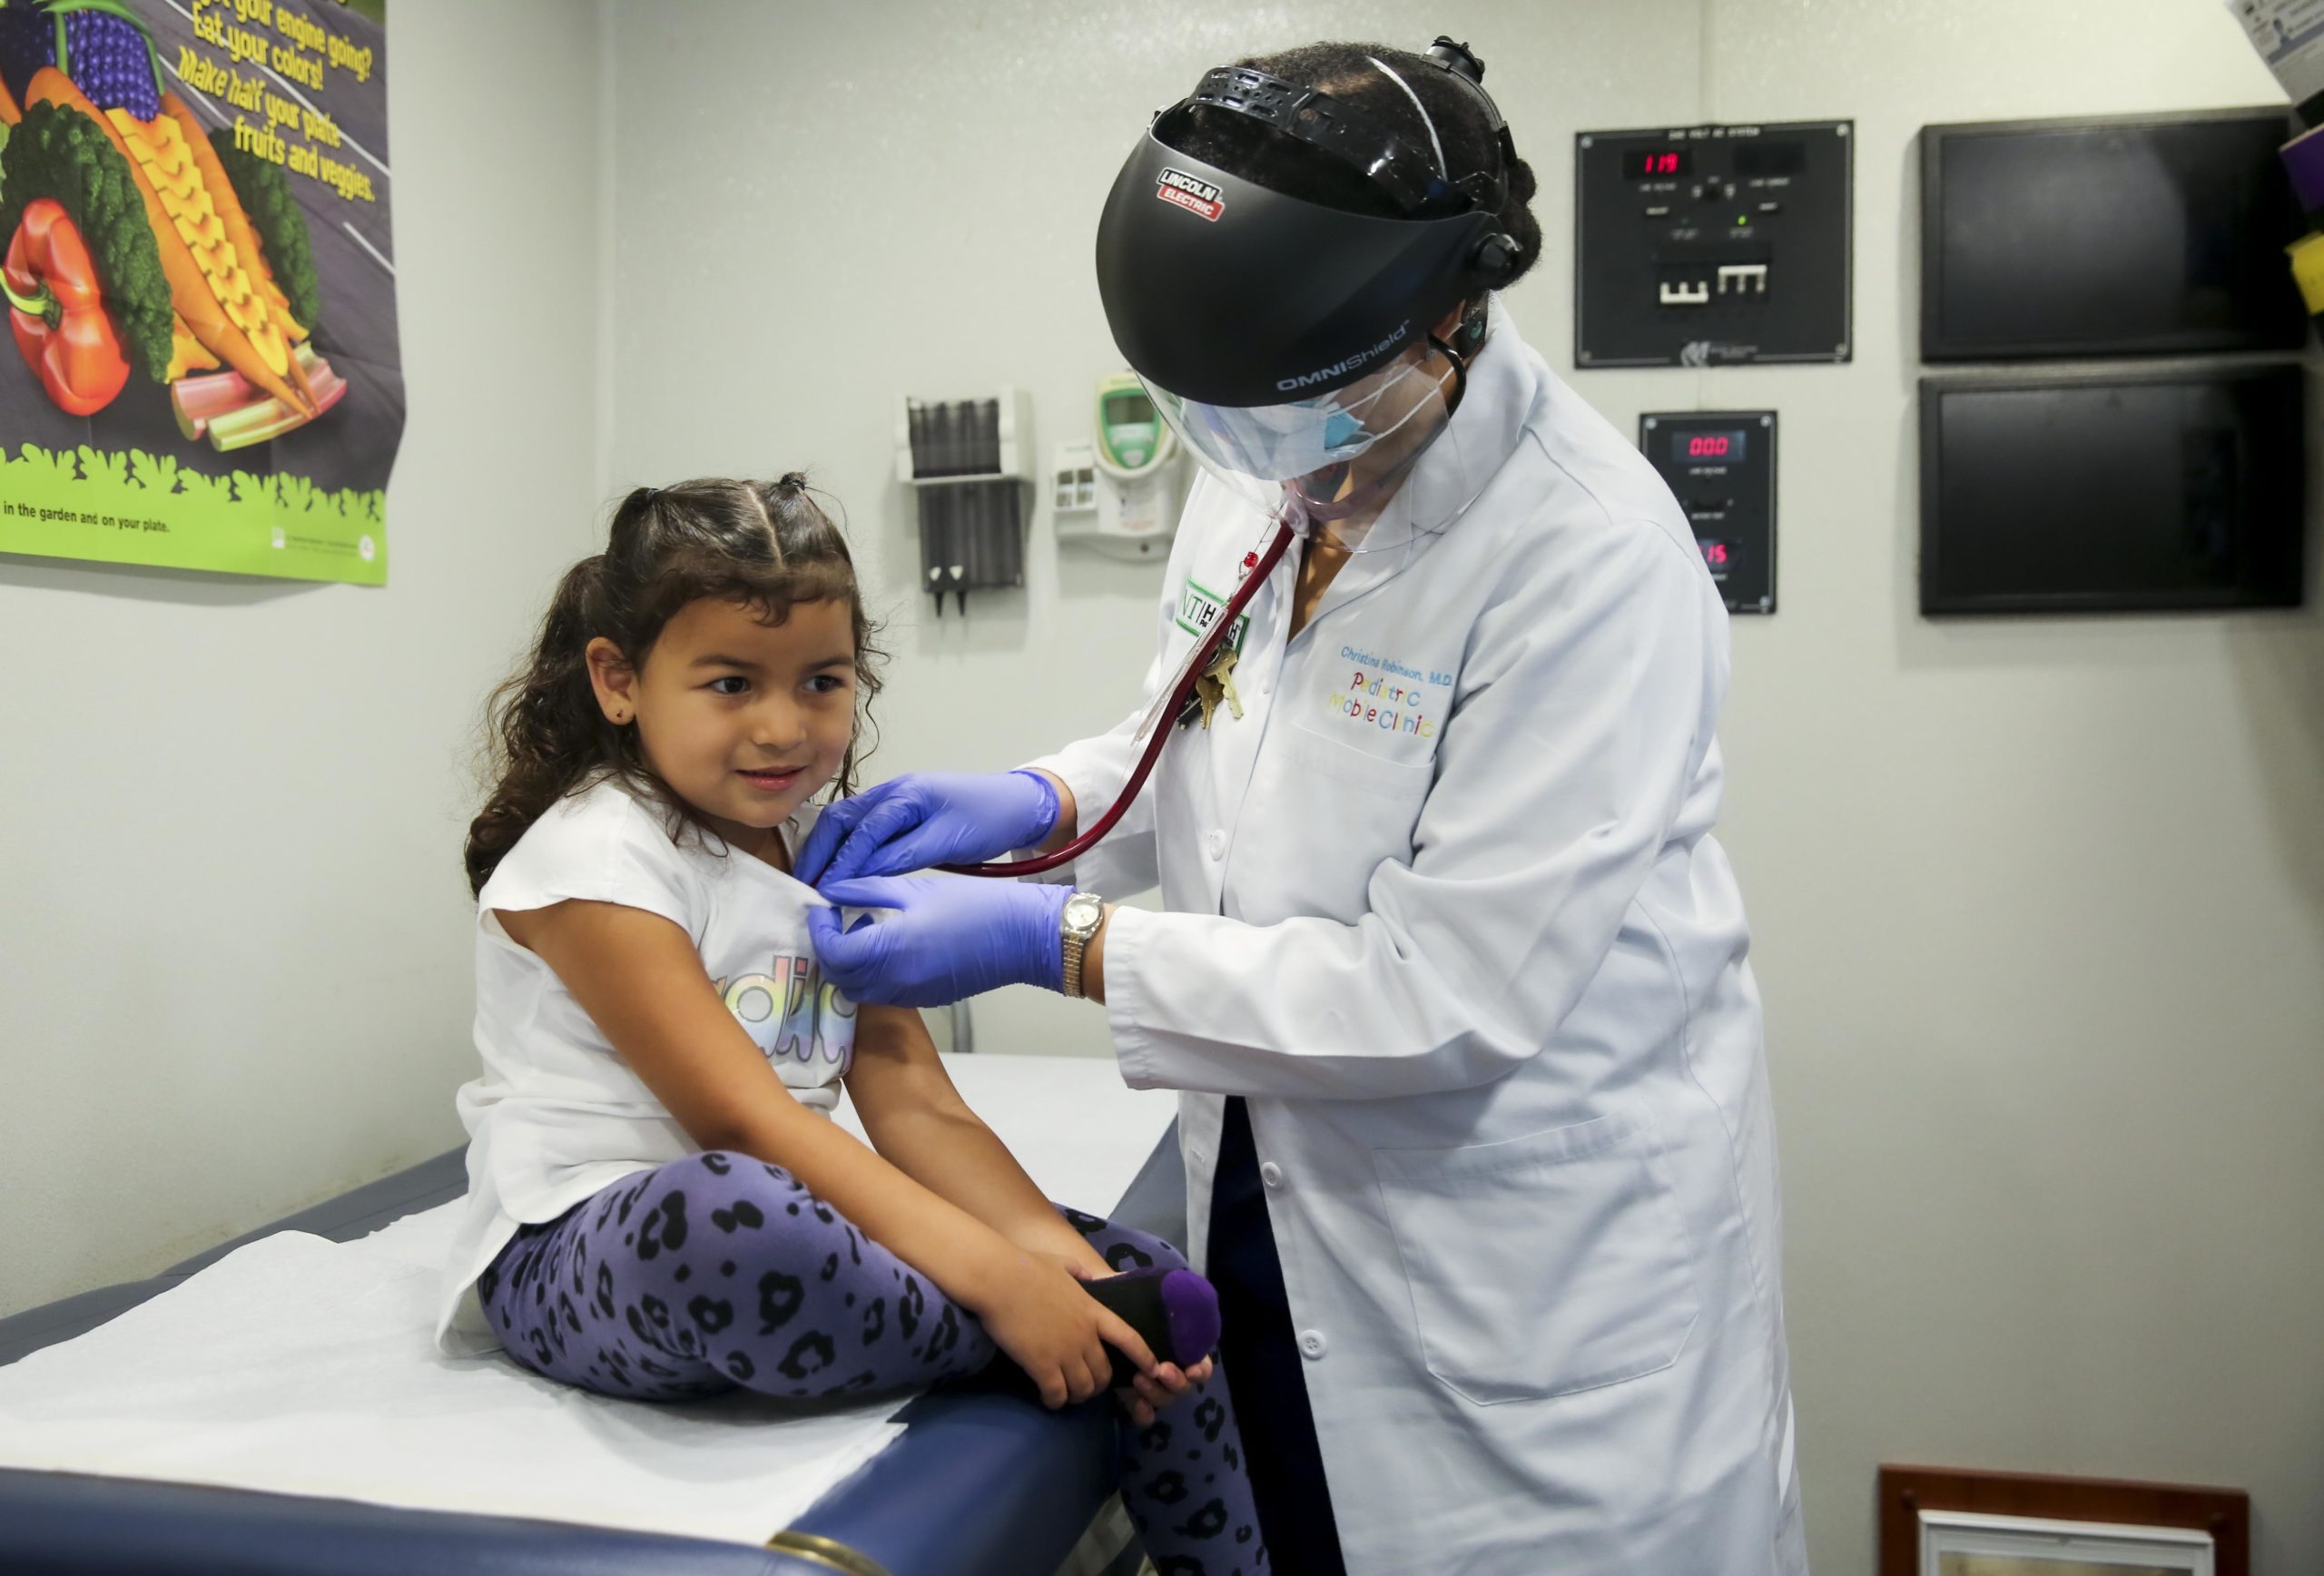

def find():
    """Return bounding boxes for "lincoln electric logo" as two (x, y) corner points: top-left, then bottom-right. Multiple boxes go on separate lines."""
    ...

(1156, 166), (1225, 222)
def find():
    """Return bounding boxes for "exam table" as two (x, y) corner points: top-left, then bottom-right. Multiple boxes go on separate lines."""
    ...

(0, 1075), (1186, 1576)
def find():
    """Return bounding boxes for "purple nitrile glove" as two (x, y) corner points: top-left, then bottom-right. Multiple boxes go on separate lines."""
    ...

(795, 771), (1061, 887)
(807, 875), (1070, 1006)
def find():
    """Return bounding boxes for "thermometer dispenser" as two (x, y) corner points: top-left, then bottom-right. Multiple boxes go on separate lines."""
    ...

(1052, 372), (1183, 561)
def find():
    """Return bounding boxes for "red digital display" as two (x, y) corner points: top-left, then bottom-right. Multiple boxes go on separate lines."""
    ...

(1622, 147), (1694, 180)
(1670, 427), (1748, 466)
(1699, 539), (1733, 570)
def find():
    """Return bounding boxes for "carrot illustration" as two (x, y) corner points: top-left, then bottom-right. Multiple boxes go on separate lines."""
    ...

(25, 66), (311, 414)
(165, 312), (221, 380)
(156, 93), (309, 348)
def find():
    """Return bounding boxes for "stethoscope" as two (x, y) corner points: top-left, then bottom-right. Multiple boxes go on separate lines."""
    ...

(942, 330), (1473, 880)
(943, 507), (1297, 879)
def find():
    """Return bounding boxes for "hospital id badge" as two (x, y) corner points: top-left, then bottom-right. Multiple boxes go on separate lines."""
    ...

(1174, 576), (1248, 655)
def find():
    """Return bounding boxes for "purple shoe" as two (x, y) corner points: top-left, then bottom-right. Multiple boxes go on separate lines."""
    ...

(1084, 1266), (1222, 1387)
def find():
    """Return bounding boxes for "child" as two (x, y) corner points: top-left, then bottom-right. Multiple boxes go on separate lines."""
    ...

(441, 478), (1266, 1574)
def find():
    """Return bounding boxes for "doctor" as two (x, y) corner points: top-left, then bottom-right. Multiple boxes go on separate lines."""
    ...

(802, 37), (1806, 1576)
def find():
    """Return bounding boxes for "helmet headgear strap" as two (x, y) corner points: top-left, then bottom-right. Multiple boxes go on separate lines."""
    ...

(1418, 35), (1522, 295)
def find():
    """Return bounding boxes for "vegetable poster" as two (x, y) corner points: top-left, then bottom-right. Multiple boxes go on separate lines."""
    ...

(0, 0), (397, 586)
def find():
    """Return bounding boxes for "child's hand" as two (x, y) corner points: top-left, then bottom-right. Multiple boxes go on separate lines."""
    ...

(1120, 1355), (1214, 1427)
(1033, 1249), (1216, 1423)
(974, 1256), (1157, 1409)
(1035, 1245), (1217, 1423)
(1039, 1247), (1114, 1283)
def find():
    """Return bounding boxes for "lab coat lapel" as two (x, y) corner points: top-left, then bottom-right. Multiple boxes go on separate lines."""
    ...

(1294, 299), (1539, 633)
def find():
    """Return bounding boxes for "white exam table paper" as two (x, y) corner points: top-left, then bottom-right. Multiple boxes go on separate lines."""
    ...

(0, 1052), (1173, 1544)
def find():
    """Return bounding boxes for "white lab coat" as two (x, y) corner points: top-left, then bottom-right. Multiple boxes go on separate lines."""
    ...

(1029, 305), (1807, 1576)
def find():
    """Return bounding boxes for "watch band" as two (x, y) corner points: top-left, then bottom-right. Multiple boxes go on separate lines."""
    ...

(1060, 891), (1103, 999)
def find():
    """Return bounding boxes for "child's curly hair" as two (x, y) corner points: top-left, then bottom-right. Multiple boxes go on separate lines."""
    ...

(466, 476), (883, 896)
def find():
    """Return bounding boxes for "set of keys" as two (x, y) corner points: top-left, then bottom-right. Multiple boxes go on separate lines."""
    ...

(1176, 525), (1276, 730)
(1177, 644), (1245, 731)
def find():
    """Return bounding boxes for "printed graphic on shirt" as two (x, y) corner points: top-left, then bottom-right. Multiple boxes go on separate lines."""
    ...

(1323, 644), (1455, 744)
(717, 954), (856, 1075)
(1175, 575), (1249, 653)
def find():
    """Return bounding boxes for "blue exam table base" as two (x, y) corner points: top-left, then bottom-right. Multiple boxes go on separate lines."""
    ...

(0, 1129), (1187, 1576)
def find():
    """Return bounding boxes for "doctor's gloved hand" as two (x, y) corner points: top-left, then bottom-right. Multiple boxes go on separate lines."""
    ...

(795, 772), (1060, 886)
(807, 876), (1069, 1006)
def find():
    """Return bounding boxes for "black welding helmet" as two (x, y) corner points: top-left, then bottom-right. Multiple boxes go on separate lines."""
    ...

(1096, 39), (1522, 549)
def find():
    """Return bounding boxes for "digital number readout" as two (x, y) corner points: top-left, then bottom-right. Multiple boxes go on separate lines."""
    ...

(1673, 428), (1749, 465)
(1623, 147), (1693, 179)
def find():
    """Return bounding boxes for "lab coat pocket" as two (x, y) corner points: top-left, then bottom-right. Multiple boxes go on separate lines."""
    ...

(1374, 1111), (1701, 1405)
(1274, 717), (1434, 793)
(1265, 724), (1433, 891)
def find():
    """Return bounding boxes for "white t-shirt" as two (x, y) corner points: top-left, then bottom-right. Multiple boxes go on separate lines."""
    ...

(436, 778), (856, 1354)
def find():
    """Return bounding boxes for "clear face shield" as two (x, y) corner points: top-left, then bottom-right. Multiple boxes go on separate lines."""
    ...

(1142, 331), (1479, 554)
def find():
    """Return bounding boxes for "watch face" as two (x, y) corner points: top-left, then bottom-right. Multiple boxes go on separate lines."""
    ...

(1064, 894), (1104, 929)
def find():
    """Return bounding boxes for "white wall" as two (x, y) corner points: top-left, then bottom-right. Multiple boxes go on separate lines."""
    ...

(606, 3), (2324, 1571)
(0, 0), (606, 1315)
(1700, 6), (2324, 1573)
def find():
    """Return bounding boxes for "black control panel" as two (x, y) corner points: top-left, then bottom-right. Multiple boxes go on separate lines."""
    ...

(1578, 123), (1853, 368)
(1640, 411), (1777, 614)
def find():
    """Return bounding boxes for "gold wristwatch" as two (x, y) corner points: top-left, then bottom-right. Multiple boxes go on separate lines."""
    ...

(1060, 891), (1105, 999)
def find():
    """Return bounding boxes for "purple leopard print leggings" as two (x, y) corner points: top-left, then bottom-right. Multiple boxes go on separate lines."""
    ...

(480, 1150), (1267, 1576)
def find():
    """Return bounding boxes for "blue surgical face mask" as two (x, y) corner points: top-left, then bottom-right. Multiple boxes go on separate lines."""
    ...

(1322, 408), (1368, 450)
(1181, 393), (1379, 483)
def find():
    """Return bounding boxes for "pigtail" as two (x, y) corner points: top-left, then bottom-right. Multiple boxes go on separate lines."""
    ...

(465, 554), (634, 895)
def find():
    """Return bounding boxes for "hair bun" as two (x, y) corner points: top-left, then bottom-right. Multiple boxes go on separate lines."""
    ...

(1505, 153), (1538, 210)
(775, 471), (809, 492)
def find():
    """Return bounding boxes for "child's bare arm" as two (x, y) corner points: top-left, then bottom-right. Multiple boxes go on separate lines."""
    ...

(497, 901), (1159, 1406)
(842, 1003), (1113, 1277)
(499, 901), (1033, 1312)
(845, 1005), (1214, 1417)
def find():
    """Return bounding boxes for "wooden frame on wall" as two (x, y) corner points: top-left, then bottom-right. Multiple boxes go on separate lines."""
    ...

(1878, 1466), (2250, 1576)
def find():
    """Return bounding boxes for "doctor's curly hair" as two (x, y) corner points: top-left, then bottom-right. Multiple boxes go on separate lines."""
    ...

(464, 476), (884, 897)
(1168, 40), (1543, 291)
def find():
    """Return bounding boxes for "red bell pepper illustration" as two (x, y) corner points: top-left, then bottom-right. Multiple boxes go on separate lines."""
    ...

(2, 196), (129, 416)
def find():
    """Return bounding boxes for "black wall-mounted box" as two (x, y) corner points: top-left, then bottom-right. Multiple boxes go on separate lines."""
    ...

(1918, 362), (2306, 615)
(1920, 108), (2307, 362)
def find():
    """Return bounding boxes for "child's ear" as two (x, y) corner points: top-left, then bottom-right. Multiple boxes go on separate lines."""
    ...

(584, 637), (639, 724)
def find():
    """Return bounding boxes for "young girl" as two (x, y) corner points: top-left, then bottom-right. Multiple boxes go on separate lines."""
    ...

(440, 477), (1266, 1575)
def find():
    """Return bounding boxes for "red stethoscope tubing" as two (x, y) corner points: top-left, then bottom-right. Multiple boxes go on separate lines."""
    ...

(943, 515), (1299, 879)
